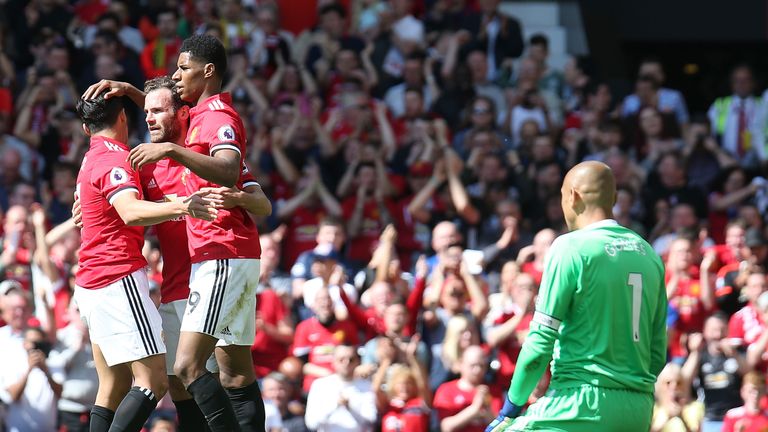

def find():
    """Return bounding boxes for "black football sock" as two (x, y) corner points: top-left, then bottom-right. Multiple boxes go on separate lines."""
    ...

(226, 380), (266, 432)
(90, 405), (115, 432)
(187, 372), (241, 432)
(173, 397), (211, 432)
(108, 386), (158, 432)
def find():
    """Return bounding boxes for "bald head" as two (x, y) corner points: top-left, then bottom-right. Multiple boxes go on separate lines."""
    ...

(561, 161), (616, 230)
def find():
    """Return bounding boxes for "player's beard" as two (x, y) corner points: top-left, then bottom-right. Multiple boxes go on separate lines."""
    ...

(151, 120), (181, 144)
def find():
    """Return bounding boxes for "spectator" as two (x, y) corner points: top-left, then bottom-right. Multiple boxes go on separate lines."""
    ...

(643, 151), (708, 228)
(623, 58), (690, 126)
(484, 271), (536, 384)
(728, 269), (768, 348)
(252, 232), (295, 377)
(139, 8), (182, 79)
(82, 5), (145, 55)
(1, 206), (34, 291)
(292, 286), (359, 392)
(708, 64), (762, 167)
(682, 316), (747, 432)
(722, 371), (768, 432)
(0, 326), (63, 432)
(262, 372), (309, 432)
(384, 52), (439, 118)
(432, 345), (502, 432)
(373, 359), (430, 432)
(650, 362), (704, 432)
(300, 244), (358, 319)
(49, 302), (98, 432)
(463, 0), (524, 81)
(305, 344), (378, 432)
(289, 216), (348, 292)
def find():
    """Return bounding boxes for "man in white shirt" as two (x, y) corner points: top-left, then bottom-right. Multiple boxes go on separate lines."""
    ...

(305, 345), (377, 432)
(0, 326), (63, 432)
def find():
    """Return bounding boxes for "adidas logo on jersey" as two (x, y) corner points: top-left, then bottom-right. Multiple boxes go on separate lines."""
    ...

(147, 179), (158, 189)
(221, 326), (232, 336)
(208, 100), (226, 111)
(104, 141), (123, 152)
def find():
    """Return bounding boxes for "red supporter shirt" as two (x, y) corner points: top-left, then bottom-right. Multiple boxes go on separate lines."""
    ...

(665, 273), (709, 333)
(75, 136), (147, 288)
(723, 406), (768, 432)
(251, 289), (290, 377)
(184, 93), (260, 263)
(341, 196), (396, 263)
(493, 310), (533, 384)
(521, 262), (544, 287)
(292, 317), (359, 392)
(433, 380), (503, 432)
(282, 205), (324, 270)
(706, 244), (739, 273)
(381, 398), (430, 432)
(140, 159), (190, 304)
(729, 304), (765, 347)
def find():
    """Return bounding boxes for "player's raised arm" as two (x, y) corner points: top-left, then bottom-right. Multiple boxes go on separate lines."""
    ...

(82, 79), (146, 108)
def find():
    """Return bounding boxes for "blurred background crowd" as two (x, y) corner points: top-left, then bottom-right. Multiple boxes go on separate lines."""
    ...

(2, 0), (768, 431)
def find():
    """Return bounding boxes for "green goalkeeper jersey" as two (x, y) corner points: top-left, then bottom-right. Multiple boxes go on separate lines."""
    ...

(507, 220), (667, 404)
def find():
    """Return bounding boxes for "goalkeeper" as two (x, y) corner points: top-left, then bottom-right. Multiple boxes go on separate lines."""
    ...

(487, 161), (668, 432)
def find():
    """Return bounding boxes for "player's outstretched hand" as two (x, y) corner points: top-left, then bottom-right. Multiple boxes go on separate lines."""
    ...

(128, 143), (175, 170)
(184, 193), (218, 221)
(82, 79), (130, 100)
(485, 397), (522, 432)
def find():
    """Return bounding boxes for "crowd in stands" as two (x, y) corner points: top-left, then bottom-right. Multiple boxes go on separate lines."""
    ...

(4, 0), (768, 431)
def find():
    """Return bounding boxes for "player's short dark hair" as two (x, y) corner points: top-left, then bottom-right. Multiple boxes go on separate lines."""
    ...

(143, 76), (188, 111)
(180, 34), (227, 79)
(76, 90), (125, 133)
(529, 33), (548, 48)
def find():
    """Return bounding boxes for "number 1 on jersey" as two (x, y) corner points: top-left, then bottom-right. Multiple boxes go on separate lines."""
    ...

(627, 273), (642, 342)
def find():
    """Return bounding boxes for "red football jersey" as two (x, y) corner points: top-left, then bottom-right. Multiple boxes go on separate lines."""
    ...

(381, 398), (430, 432)
(723, 406), (768, 432)
(251, 289), (290, 377)
(140, 159), (190, 304)
(433, 380), (503, 432)
(292, 317), (359, 392)
(184, 93), (260, 263)
(76, 136), (147, 288)
(729, 304), (765, 347)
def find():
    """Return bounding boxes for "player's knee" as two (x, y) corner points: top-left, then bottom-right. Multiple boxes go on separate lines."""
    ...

(152, 377), (169, 400)
(173, 357), (204, 386)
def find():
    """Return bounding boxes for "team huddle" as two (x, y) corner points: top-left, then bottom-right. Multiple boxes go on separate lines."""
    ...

(74, 34), (668, 432)
(74, 34), (269, 432)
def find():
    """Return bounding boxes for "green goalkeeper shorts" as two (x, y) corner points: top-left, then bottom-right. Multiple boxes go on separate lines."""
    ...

(502, 385), (653, 432)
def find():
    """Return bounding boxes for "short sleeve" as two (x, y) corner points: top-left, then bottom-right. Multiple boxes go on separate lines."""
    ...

(532, 237), (580, 332)
(199, 111), (243, 157)
(238, 162), (259, 189)
(94, 155), (142, 205)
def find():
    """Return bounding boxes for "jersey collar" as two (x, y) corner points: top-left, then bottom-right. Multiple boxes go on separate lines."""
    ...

(582, 219), (619, 231)
(89, 135), (129, 151)
(190, 92), (232, 116)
